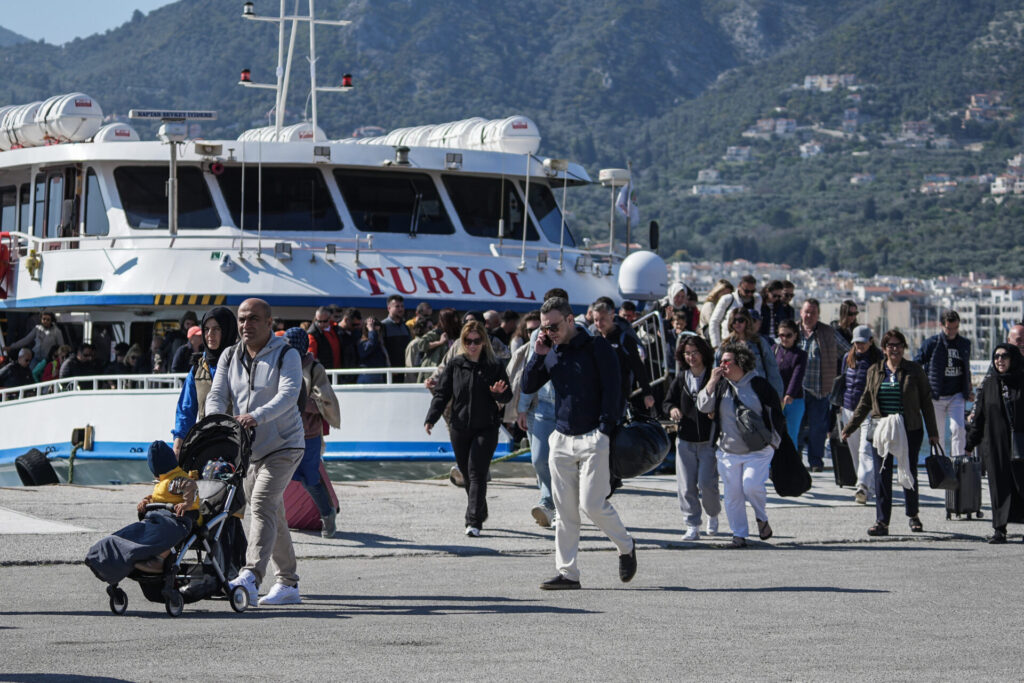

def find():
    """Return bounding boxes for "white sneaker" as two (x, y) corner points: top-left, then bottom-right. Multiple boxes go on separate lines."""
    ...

(530, 505), (553, 528)
(706, 516), (719, 535)
(682, 526), (700, 541)
(258, 582), (301, 606)
(449, 466), (464, 487)
(465, 526), (480, 537)
(227, 568), (258, 605)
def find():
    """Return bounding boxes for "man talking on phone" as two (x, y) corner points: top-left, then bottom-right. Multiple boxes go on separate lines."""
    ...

(522, 297), (637, 590)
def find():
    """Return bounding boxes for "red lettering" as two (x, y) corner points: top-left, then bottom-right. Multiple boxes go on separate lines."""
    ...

(446, 266), (474, 295)
(386, 266), (419, 294)
(506, 271), (536, 301)
(357, 267), (385, 296)
(419, 266), (452, 294)
(478, 269), (507, 297)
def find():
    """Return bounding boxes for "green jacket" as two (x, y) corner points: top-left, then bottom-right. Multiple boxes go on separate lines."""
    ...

(844, 358), (938, 438)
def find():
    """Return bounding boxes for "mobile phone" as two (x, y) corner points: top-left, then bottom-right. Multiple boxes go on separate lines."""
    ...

(541, 334), (553, 348)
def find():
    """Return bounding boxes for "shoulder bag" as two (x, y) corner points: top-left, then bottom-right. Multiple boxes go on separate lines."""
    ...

(924, 443), (959, 490)
(728, 384), (773, 451)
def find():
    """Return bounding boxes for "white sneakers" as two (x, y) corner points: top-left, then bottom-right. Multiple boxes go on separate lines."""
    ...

(530, 505), (555, 528)
(258, 582), (302, 606)
(449, 466), (465, 487)
(682, 526), (700, 541)
(465, 526), (481, 537)
(706, 516), (719, 535)
(227, 569), (258, 605)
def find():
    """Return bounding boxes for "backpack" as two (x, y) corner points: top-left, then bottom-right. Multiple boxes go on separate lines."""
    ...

(221, 342), (307, 412)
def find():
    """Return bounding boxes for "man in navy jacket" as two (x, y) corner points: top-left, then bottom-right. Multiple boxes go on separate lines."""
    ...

(914, 309), (973, 456)
(523, 297), (636, 590)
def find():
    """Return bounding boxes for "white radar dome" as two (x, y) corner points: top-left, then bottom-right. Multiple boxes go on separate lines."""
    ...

(618, 250), (669, 301)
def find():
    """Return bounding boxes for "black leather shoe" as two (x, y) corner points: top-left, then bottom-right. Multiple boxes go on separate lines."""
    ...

(540, 574), (581, 590)
(727, 536), (747, 548)
(988, 530), (1007, 544)
(867, 521), (889, 537)
(810, 465), (824, 473)
(618, 542), (637, 583)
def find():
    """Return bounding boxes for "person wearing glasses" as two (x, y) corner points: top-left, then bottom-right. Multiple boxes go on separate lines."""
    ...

(699, 279), (734, 343)
(914, 310), (973, 457)
(715, 308), (784, 398)
(841, 330), (939, 536)
(424, 321), (512, 537)
(663, 335), (720, 540)
(523, 297), (636, 590)
(307, 306), (341, 369)
(798, 298), (852, 472)
(709, 274), (761, 348)
(965, 344), (1024, 543)
(697, 342), (787, 548)
(774, 319), (808, 448)
(840, 325), (884, 504)
(830, 300), (860, 344)
(759, 280), (787, 344)
(59, 342), (99, 379)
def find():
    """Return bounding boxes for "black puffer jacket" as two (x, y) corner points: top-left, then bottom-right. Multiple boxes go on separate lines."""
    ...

(425, 355), (512, 431)
(662, 369), (713, 443)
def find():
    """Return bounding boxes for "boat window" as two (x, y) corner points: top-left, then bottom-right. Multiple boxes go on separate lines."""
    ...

(33, 175), (44, 237)
(46, 174), (65, 238)
(83, 169), (109, 236)
(0, 185), (15, 230)
(522, 182), (576, 248)
(333, 169), (454, 235)
(442, 175), (538, 241)
(114, 166), (220, 229)
(217, 166), (341, 231)
(19, 184), (29, 231)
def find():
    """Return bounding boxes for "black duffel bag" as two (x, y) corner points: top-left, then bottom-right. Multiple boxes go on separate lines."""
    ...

(610, 413), (671, 479)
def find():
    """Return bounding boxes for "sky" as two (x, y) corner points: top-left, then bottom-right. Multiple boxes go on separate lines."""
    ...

(0, 1), (175, 45)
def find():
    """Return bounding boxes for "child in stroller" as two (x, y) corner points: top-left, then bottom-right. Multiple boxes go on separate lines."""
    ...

(85, 414), (252, 616)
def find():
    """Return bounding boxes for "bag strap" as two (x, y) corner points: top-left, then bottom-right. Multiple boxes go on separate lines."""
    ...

(930, 442), (945, 458)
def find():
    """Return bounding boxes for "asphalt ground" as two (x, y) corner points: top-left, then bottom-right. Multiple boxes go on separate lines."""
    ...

(1, 471), (1021, 681)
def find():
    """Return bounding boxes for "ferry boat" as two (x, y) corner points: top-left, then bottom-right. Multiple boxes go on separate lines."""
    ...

(0, 2), (669, 485)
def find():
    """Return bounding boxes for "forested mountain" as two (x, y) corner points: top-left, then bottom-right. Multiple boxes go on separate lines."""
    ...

(0, 25), (29, 47)
(2, 0), (1024, 276)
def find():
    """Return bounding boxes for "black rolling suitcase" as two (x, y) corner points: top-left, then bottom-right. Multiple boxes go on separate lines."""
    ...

(828, 427), (858, 487)
(945, 454), (983, 520)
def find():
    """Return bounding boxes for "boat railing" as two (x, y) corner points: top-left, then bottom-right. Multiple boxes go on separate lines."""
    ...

(2, 230), (597, 262)
(0, 366), (438, 404)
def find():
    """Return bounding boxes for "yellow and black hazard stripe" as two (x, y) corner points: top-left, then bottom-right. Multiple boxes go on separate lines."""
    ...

(153, 294), (227, 306)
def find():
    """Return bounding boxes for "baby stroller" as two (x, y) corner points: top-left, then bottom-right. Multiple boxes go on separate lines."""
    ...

(106, 414), (252, 617)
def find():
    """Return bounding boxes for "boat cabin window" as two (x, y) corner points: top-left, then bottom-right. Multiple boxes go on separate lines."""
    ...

(114, 166), (220, 229)
(0, 185), (15, 230)
(217, 166), (342, 231)
(83, 169), (109, 236)
(442, 175), (538, 241)
(33, 175), (44, 237)
(522, 182), (576, 248)
(333, 169), (454, 235)
(19, 184), (29, 231)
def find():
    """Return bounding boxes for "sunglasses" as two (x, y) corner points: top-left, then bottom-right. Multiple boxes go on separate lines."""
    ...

(540, 322), (562, 333)
(739, 288), (755, 296)
(994, 353), (1011, 360)
(464, 337), (483, 346)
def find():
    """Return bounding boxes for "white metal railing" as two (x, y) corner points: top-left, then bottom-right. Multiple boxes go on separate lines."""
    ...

(631, 310), (671, 393)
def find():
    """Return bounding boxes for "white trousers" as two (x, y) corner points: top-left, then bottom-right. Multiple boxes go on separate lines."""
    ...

(842, 407), (875, 495)
(549, 429), (633, 582)
(716, 446), (773, 539)
(933, 394), (966, 456)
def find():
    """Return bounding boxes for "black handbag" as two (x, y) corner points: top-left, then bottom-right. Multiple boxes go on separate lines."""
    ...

(828, 373), (846, 409)
(924, 443), (959, 490)
(610, 412), (671, 479)
(1011, 433), (1024, 462)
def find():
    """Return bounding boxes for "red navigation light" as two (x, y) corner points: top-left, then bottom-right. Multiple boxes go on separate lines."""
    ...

(341, 73), (353, 88)
(210, 162), (225, 176)
(240, 69), (252, 83)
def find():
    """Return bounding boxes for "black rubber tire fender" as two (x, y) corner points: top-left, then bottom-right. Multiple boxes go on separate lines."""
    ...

(14, 448), (60, 486)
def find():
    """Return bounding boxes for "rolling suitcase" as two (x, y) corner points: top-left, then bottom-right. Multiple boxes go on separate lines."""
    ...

(945, 455), (983, 520)
(828, 427), (858, 488)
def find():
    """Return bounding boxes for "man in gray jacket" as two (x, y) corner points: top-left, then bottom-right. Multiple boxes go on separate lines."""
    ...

(208, 298), (305, 606)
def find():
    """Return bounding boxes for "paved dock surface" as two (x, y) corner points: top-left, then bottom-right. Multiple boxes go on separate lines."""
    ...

(1, 472), (1020, 680)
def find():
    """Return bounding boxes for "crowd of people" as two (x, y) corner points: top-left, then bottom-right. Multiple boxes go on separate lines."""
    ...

(9, 276), (1024, 602)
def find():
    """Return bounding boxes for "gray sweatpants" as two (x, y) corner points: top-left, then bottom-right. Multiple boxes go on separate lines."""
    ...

(675, 439), (721, 527)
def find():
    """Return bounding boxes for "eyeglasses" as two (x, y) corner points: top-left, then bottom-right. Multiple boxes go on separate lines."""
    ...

(315, 318), (330, 324)
(739, 288), (755, 296)
(884, 343), (904, 350)
(464, 337), (483, 346)
(540, 322), (562, 333)
(994, 353), (1010, 360)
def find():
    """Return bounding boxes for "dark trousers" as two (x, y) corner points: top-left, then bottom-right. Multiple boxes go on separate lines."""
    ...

(804, 393), (831, 467)
(449, 425), (499, 528)
(873, 428), (923, 524)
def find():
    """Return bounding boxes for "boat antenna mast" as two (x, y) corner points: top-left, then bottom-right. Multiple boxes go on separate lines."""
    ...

(238, 1), (352, 141)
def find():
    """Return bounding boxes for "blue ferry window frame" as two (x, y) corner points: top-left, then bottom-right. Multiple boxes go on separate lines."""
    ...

(114, 166), (220, 230)
(441, 175), (539, 241)
(332, 168), (455, 235)
(519, 181), (576, 248)
(83, 168), (109, 236)
(217, 166), (342, 232)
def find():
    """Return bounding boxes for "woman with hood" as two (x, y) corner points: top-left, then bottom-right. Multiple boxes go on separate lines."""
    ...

(171, 307), (238, 456)
(966, 344), (1024, 543)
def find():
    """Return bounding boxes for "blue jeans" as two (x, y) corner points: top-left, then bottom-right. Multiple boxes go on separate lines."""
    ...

(527, 413), (556, 509)
(783, 398), (805, 451)
(295, 436), (334, 518)
(803, 393), (830, 468)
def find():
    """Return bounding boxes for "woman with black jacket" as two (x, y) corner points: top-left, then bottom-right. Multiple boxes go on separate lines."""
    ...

(425, 321), (512, 537)
(664, 335), (721, 541)
(966, 344), (1024, 543)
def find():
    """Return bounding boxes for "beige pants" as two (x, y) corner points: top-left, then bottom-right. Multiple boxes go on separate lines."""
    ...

(243, 448), (303, 587)
(549, 429), (633, 582)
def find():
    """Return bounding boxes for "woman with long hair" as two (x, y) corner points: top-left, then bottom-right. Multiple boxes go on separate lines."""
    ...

(663, 335), (720, 540)
(840, 325), (884, 505)
(966, 344), (1024, 543)
(171, 307), (238, 456)
(774, 319), (807, 448)
(424, 321), (512, 536)
(842, 329), (939, 536)
(699, 279), (733, 343)
(412, 307), (461, 381)
(716, 308), (784, 399)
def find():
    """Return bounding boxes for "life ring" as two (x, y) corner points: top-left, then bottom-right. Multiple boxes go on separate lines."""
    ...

(15, 448), (61, 486)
